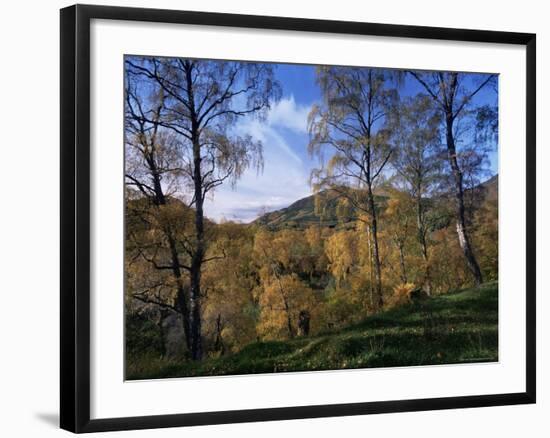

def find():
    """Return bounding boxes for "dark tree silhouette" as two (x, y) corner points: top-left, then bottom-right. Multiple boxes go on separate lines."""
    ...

(125, 57), (280, 359)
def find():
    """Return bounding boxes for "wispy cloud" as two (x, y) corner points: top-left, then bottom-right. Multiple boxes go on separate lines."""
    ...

(241, 119), (303, 164)
(203, 95), (315, 223)
(267, 95), (310, 134)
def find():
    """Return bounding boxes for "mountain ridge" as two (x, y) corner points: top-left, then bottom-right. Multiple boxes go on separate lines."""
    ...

(253, 174), (498, 230)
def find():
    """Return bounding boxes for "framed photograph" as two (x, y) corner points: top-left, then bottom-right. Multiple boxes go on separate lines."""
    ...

(60, 4), (536, 433)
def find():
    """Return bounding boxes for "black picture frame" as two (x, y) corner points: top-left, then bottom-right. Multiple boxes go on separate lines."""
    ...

(60, 4), (536, 433)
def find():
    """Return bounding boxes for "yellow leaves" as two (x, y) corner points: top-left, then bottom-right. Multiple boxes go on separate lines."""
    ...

(383, 191), (414, 221)
(327, 154), (346, 174)
(325, 229), (364, 283)
(472, 198), (498, 281)
(335, 197), (354, 221)
(385, 197), (401, 216)
(257, 273), (317, 341)
(254, 229), (312, 276)
(125, 171), (499, 359)
(304, 225), (321, 248)
(356, 213), (371, 229)
(383, 282), (417, 310)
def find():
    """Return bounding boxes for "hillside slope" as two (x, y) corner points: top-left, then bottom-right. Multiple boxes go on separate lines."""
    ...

(253, 189), (353, 229)
(128, 282), (498, 380)
(254, 175), (498, 230)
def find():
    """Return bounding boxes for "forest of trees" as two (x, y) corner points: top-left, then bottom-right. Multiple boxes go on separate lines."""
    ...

(124, 57), (498, 371)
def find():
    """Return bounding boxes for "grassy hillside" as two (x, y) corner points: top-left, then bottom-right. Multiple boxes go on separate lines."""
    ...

(253, 189), (387, 230)
(253, 176), (498, 230)
(127, 282), (498, 380)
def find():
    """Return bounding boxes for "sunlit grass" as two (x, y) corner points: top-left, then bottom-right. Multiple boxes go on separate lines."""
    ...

(127, 281), (498, 380)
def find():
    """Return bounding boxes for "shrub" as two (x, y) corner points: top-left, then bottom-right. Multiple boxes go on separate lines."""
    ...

(386, 282), (416, 308)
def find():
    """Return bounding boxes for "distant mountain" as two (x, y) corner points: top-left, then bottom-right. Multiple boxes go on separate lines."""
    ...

(253, 188), (387, 230)
(253, 189), (344, 229)
(254, 175), (498, 230)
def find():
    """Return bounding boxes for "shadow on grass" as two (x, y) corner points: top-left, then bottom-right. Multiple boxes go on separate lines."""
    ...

(127, 282), (498, 380)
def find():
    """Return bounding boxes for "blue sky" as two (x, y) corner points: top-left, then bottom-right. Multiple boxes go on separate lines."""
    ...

(203, 64), (498, 223)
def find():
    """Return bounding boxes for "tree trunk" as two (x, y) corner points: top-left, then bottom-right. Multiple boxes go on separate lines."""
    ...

(214, 314), (225, 355)
(151, 159), (192, 352)
(419, 237), (432, 295)
(445, 115), (483, 285)
(157, 308), (170, 358)
(297, 310), (310, 336)
(187, 63), (204, 361)
(188, 134), (204, 360)
(367, 184), (384, 308)
(167, 236), (191, 351)
(415, 196), (432, 295)
(275, 273), (294, 338)
(398, 241), (407, 284)
(366, 226), (374, 309)
(188, 259), (203, 361)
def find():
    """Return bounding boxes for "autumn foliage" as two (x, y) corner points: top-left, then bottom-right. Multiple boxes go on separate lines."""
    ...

(126, 187), (498, 362)
(123, 58), (498, 373)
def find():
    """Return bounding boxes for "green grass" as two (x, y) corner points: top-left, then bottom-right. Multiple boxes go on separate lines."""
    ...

(126, 281), (498, 380)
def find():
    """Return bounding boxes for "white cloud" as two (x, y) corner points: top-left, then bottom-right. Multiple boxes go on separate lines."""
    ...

(203, 96), (315, 223)
(242, 118), (303, 164)
(203, 138), (311, 222)
(267, 95), (310, 134)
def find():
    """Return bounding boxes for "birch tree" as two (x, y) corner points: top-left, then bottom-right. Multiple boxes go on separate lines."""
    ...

(408, 71), (496, 285)
(125, 57), (280, 359)
(125, 72), (193, 352)
(390, 94), (443, 293)
(308, 67), (397, 308)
